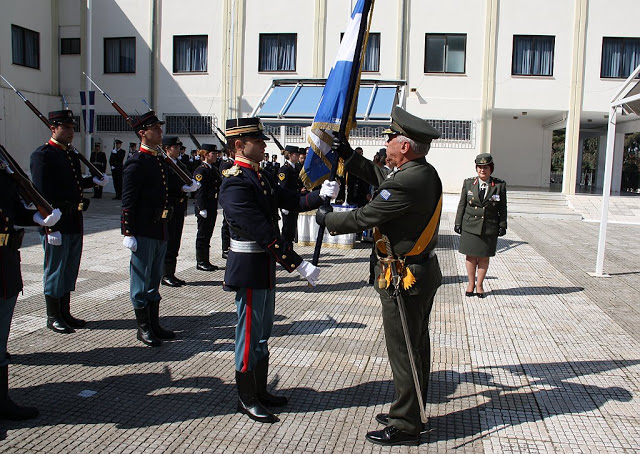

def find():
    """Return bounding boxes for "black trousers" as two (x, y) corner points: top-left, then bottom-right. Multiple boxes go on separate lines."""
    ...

(221, 213), (230, 253)
(281, 212), (298, 245)
(164, 204), (186, 275)
(93, 185), (103, 198)
(196, 210), (217, 253)
(112, 166), (123, 198)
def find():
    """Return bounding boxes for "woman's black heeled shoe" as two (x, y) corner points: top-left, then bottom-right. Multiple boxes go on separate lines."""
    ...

(476, 291), (485, 298)
(465, 286), (475, 297)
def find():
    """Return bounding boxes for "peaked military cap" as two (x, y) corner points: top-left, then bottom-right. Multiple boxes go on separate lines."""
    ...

(115, 139), (123, 144)
(200, 143), (218, 152)
(383, 106), (441, 144)
(131, 110), (165, 131)
(225, 117), (270, 140)
(475, 153), (493, 165)
(49, 110), (77, 126)
(284, 145), (300, 154)
(376, 148), (387, 159)
(162, 136), (182, 147)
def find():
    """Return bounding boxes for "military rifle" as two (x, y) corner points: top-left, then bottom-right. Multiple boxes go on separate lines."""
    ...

(0, 75), (105, 179)
(0, 144), (53, 217)
(179, 118), (203, 150)
(268, 132), (285, 152)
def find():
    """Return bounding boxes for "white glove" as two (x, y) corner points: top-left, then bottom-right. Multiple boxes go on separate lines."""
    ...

(33, 208), (62, 227)
(281, 209), (289, 216)
(320, 180), (340, 200)
(198, 210), (208, 218)
(93, 175), (110, 187)
(182, 179), (200, 193)
(123, 235), (137, 252)
(47, 231), (62, 246)
(296, 260), (320, 286)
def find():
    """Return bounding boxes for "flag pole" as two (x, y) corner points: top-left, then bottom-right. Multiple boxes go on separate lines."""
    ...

(312, 0), (373, 266)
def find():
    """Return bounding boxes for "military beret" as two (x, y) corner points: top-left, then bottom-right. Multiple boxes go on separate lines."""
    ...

(131, 111), (165, 131)
(162, 136), (182, 147)
(226, 117), (269, 140)
(49, 110), (77, 126)
(383, 106), (441, 144)
(475, 153), (493, 165)
(200, 143), (217, 152)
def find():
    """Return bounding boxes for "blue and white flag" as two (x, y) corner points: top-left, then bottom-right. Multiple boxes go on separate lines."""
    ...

(301, 0), (374, 189)
(80, 90), (95, 133)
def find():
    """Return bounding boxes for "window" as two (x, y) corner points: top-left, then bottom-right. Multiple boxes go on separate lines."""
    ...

(104, 37), (135, 73)
(97, 114), (131, 132)
(601, 37), (640, 79)
(11, 24), (40, 69)
(61, 38), (81, 55)
(164, 115), (217, 135)
(341, 32), (380, 72)
(173, 35), (208, 73)
(425, 34), (466, 74)
(259, 34), (296, 72)
(512, 35), (554, 76)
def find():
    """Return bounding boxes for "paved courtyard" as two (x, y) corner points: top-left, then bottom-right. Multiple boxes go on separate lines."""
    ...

(1, 194), (640, 453)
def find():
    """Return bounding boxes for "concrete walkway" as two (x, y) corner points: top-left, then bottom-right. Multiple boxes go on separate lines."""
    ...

(1, 196), (639, 453)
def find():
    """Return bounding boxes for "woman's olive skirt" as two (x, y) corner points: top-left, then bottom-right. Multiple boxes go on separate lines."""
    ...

(459, 230), (497, 257)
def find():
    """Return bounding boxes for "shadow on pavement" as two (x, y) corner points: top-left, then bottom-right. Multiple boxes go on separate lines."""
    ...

(489, 286), (584, 296)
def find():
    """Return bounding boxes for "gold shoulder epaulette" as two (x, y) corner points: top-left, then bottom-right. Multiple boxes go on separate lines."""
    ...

(222, 165), (242, 178)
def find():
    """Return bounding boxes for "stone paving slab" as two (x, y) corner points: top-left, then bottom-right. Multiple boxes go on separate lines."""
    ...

(1, 197), (639, 453)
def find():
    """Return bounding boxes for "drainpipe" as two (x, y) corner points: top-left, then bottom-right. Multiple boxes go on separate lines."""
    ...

(227, 0), (236, 119)
(150, 0), (160, 109)
(85, 0), (92, 160)
(397, 0), (408, 83)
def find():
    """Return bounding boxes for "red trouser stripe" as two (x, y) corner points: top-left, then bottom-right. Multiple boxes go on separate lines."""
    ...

(241, 288), (253, 372)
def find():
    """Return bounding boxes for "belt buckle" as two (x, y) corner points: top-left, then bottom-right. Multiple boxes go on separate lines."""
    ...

(0, 233), (8, 246)
(162, 210), (169, 219)
(77, 202), (84, 211)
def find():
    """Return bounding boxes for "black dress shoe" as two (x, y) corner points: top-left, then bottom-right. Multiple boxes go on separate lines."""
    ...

(365, 426), (419, 446)
(375, 413), (389, 425)
(161, 276), (183, 287)
(174, 276), (186, 286)
(465, 285), (475, 297)
(196, 262), (219, 271)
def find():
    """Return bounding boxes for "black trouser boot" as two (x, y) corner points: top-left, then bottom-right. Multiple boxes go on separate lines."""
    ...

(45, 295), (74, 334)
(196, 248), (218, 271)
(162, 261), (184, 287)
(255, 356), (288, 407)
(0, 365), (39, 421)
(60, 292), (86, 328)
(147, 300), (175, 340)
(134, 307), (162, 347)
(236, 370), (278, 423)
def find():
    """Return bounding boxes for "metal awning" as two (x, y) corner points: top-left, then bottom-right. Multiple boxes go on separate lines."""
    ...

(252, 78), (406, 122)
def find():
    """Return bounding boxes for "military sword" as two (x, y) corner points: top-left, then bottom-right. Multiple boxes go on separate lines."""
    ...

(378, 234), (429, 424)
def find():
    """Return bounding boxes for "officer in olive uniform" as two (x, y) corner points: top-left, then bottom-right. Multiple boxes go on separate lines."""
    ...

(0, 165), (61, 421)
(193, 143), (222, 271)
(318, 106), (443, 446)
(31, 110), (109, 334)
(277, 145), (304, 247)
(161, 136), (190, 287)
(454, 153), (507, 298)
(109, 139), (125, 200)
(121, 111), (198, 347)
(219, 117), (339, 424)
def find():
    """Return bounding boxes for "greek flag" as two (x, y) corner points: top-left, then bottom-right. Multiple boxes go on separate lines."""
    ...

(301, 0), (374, 189)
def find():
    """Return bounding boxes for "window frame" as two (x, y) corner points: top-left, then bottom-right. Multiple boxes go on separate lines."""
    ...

(104, 37), (136, 74)
(11, 24), (40, 69)
(173, 35), (209, 73)
(511, 34), (555, 77)
(600, 37), (640, 79)
(258, 33), (297, 73)
(61, 38), (81, 55)
(424, 33), (467, 74)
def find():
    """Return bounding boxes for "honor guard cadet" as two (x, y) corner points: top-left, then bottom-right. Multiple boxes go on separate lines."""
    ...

(90, 143), (107, 199)
(0, 165), (61, 421)
(219, 149), (235, 259)
(121, 112), (198, 347)
(318, 106), (443, 446)
(161, 136), (190, 287)
(30, 110), (109, 334)
(219, 117), (339, 424)
(277, 145), (305, 247)
(193, 143), (222, 271)
(109, 139), (125, 200)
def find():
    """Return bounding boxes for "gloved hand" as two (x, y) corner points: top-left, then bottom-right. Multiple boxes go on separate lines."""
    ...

(33, 208), (62, 227)
(182, 179), (200, 193)
(498, 227), (506, 237)
(198, 210), (208, 218)
(320, 180), (340, 200)
(454, 225), (462, 234)
(315, 204), (333, 228)
(93, 174), (110, 187)
(123, 235), (137, 252)
(47, 231), (62, 246)
(296, 260), (320, 286)
(331, 132), (354, 160)
(281, 209), (289, 216)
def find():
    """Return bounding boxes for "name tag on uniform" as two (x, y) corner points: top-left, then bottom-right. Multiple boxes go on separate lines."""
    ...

(491, 194), (500, 201)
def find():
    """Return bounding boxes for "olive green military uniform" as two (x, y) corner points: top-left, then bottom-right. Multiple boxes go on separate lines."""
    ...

(325, 151), (442, 436)
(455, 175), (507, 257)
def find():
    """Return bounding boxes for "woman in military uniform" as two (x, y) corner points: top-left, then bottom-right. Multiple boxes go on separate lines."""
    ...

(193, 144), (222, 271)
(277, 145), (305, 247)
(454, 153), (507, 298)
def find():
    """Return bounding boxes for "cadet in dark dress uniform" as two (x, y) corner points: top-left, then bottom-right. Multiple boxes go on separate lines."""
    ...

(219, 117), (339, 424)
(277, 145), (305, 247)
(454, 153), (507, 298)
(109, 139), (125, 200)
(0, 166), (61, 421)
(193, 144), (222, 271)
(319, 106), (443, 446)
(219, 151), (235, 259)
(121, 112), (198, 347)
(161, 136), (191, 287)
(90, 143), (107, 199)
(30, 110), (109, 334)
